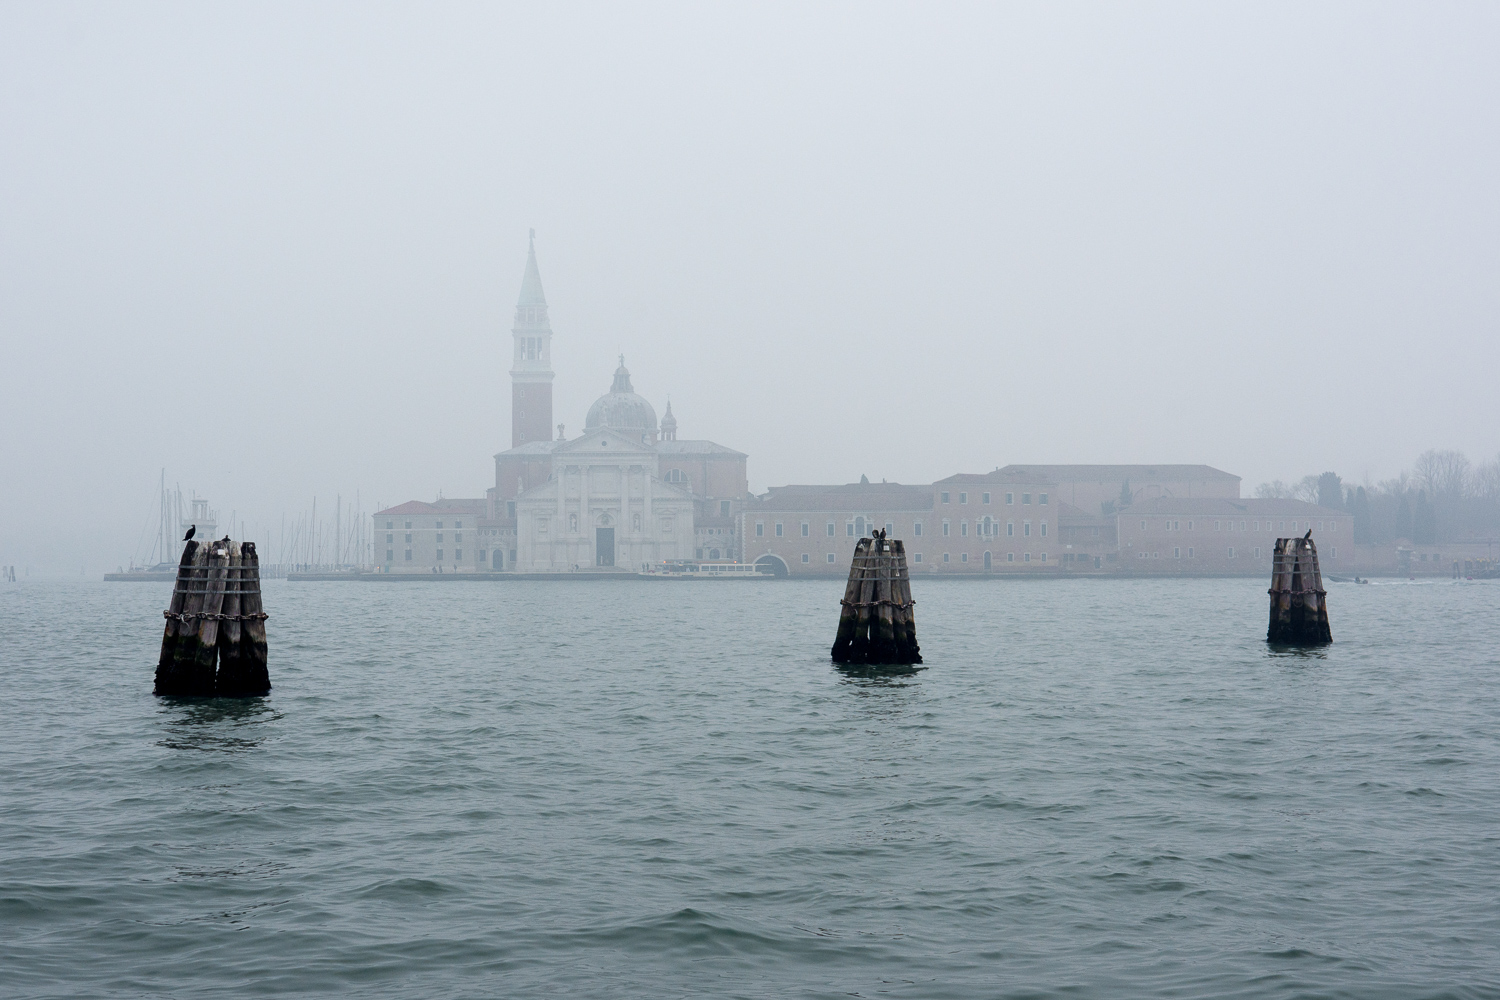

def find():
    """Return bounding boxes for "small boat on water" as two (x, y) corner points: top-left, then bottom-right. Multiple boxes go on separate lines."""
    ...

(641, 559), (773, 579)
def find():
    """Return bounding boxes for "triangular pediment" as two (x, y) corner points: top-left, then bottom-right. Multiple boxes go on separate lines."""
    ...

(557, 426), (656, 455)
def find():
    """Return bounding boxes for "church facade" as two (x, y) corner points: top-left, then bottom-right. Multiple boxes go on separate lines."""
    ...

(373, 233), (749, 573)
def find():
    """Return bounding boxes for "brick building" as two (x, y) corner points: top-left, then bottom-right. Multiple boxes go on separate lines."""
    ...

(998, 464), (1241, 517)
(1117, 498), (1353, 573)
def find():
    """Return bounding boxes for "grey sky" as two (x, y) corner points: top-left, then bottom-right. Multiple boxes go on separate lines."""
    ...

(3, 3), (1497, 572)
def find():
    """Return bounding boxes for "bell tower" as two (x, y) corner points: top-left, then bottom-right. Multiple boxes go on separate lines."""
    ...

(510, 229), (555, 448)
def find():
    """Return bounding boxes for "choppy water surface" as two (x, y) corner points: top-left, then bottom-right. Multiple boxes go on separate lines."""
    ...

(2, 577), (1499, 998)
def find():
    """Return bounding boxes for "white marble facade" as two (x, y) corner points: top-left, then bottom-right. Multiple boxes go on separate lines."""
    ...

(515, 426), (695, 571)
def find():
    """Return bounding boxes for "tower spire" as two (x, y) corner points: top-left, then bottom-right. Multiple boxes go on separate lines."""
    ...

(509, 231), (555, 448)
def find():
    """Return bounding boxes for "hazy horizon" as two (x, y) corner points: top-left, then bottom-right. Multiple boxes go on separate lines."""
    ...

(3, 3), (1498, 573)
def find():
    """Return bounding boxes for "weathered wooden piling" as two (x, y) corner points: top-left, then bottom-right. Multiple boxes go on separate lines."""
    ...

(216, 542), (271, 696)
(154, 539), (270, 696)
(1267, 535), (1332, 646)
(832, 530), (921, 665)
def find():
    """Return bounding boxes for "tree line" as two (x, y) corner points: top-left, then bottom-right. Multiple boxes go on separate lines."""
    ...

(1255, 450), (1500, 545)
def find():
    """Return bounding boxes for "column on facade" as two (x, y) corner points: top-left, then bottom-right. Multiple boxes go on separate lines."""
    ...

(644, 466), (653, 561)
(580, 461), (590, 567)
(557, 464), (567, 567)
(620, 463), (629, 568)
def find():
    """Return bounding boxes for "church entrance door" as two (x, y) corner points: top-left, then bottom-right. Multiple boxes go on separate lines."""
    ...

(983, 551), (991, 571)
(596, 527), (615, 567)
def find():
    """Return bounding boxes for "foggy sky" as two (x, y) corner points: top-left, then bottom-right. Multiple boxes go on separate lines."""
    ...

(3, 3), (1498, 573)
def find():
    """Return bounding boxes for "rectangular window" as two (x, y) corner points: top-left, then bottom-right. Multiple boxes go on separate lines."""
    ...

(436, 549), (444, 560)
(404, 548), (412, 561)
(1006, 492), (1014, 505)
(405, 532), (412, 543)
(942, 522), (950, 536)
(1007, 552), (1014, 562)
(454, 549), (462, 561)
(436, 521), (443, 530)
(1174, 547), (1181, 558)
(386, 520), (394, 530)
(801, 522), (809, 537)
(959, 492), (968, 504)
(914, 521), (923, 536)
(1253, 547), (1260, 558)
(1187, 520), (1193, 530)
(1253, 521), (1259, 531)
(846, 523), (854, 537)
(1024, 521), (1031, 537)
(961, 552), (968, 562)
(775, 522), (784, 537)
(1041, 521), (1048, 537)
(386, 533), (394, 543)
(961, 522), (968, 537)
(1331, 546), (1337, 558)
(983, 492), (991, 504)
(1331, 520), (1337, 531)
(827, 553), (835, 563)
(455, 533), (462, 543)
(1007, 522), (1014, 537)
(455, 521), (463, 529)
(827, 522), (835, 536)
(885, 521), (893, 535)
(941, 491), (950, 503)
(1024, 552), (1031, 563)
(1240, 521), (1246, 531)
(1022, 493), (1032, 504)
(1039, 493), (1048, 505)
(756, 522), (764, 537)
(1188, 547), (1194, 557)
(720, 500), (731, 516)
(801, 553), (810, 563)
(1141, 520), (1146, 530)
(1215, 520), (1221, 530)
(436, 533), (444, 543)
(914, 553), (923, 563)
(1228, 547), (1235, 559)
(506, 501), (516, 519)
(386, 548), (394, 561)
(942, 553), (950, 562)
(404, 520), (412, 530)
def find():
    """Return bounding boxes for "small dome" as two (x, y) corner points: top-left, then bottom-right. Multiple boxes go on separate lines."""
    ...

(585, 357), (658, 438)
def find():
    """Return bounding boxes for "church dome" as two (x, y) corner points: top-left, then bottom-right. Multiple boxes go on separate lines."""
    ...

(584, 357), (658, 440)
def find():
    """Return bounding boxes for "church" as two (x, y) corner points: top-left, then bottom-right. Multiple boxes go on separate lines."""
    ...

(373, 234), (749, 573)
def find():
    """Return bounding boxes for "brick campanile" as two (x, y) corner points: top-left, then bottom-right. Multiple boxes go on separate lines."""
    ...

(510, 229), (555, 449)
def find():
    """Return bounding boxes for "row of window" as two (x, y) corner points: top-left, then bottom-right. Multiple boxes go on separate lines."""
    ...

(939, 491), (1048, 506)
(1147, 519), (1338, 533)
(1138, 546), (1341, 560)
(758, 519), (1047, 538)
(384, 519), (466, 530)
(537, 512), (666, 533)
(386, 548), (472, 562)
(796, 551), (1050, 565)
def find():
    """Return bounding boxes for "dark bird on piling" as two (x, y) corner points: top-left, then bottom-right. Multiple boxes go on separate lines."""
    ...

(1304, 529), (1312, 539)
(183, 525), (196, 541)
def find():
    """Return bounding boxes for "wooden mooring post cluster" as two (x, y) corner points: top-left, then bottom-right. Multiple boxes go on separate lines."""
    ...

(1267, 535), (1332, 646)
(155, 539), (271, 696)
(832, 530), (921, 666)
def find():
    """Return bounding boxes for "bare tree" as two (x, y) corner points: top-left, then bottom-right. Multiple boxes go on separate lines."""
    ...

(1473, 455), (1500, 502)
(1255, 480), (1293, 499)
(1292, 474), (1321, 502)
(1413, 449), (1471, 500)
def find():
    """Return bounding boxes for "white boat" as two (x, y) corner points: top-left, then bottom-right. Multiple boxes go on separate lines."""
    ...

(641, 559), (773, 578)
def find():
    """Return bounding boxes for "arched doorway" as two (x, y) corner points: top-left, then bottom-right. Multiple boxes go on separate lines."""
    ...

(983, 550), (992, 571)
(492, 549), (504, 570)
(754, 554), (789, 577)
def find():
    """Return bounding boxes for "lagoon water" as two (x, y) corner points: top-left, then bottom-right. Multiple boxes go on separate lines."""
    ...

(2, 576), (1499, 998)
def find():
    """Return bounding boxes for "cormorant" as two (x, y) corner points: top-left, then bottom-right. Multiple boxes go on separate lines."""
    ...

(183, 525), (196, 541)
(1304, 529), (1312, 539)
